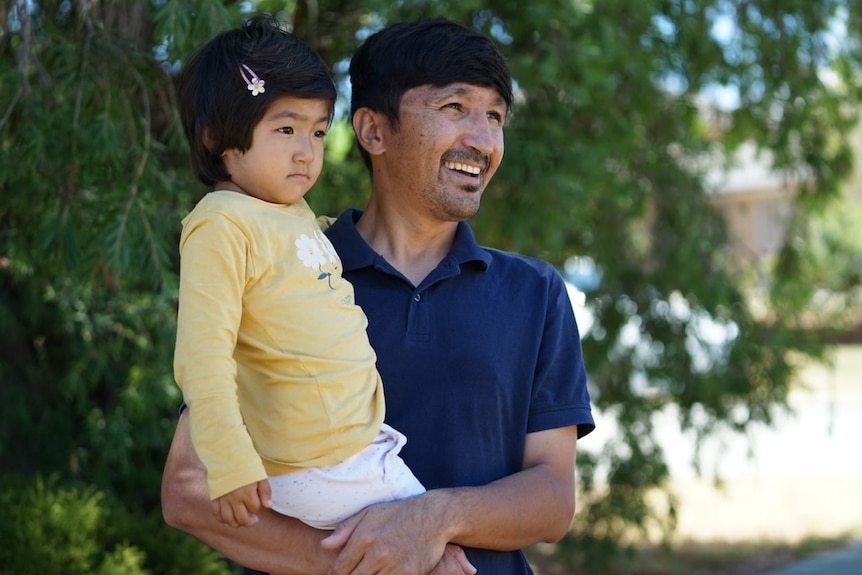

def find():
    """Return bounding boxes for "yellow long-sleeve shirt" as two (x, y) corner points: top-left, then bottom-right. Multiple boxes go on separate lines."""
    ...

(174, 191), (385, 500)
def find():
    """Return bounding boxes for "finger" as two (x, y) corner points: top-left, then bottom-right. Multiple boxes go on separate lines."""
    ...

(321, 513), (362, 550)
(226, 506), (242, 528)
(217, 499), (241, 528)
(342, 553), (381, 575)
(211, 500), (225, 524)
(232, 501), (254, 527)
(430, 552), (468, 575)
(245, 492), (261, 514)
(326, 539), (365, 575)
(446, 545), (476, 575)
(258, 479), (273, 509)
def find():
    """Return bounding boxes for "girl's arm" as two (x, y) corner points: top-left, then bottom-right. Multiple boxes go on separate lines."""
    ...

(160, 410), (335, 575)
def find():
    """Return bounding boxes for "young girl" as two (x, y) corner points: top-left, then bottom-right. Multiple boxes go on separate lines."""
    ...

(173, 14), (424, 530)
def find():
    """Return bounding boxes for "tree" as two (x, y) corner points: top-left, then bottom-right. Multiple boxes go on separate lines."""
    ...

(2, 0), (861, 571)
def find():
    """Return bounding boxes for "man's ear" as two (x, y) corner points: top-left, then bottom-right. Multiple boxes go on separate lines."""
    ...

(353, 108), (387, 156)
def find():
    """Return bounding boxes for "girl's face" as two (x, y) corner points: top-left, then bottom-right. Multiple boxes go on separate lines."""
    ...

(218, 96), (330, 205)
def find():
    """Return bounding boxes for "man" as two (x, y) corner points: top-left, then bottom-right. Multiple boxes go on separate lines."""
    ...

(161, 17), (595, 575)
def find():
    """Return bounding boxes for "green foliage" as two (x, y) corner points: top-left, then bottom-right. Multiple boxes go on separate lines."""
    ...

(2, 0), (862, 571)
(0, 475), (231, 575)
(112, 508), (238, 575)
(0, 262), (181, 510)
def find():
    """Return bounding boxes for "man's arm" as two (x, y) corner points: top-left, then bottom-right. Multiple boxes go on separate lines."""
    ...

(160, 410), (335, 575)
(324, 425), (579, 575)
(160, 411), (475, 575)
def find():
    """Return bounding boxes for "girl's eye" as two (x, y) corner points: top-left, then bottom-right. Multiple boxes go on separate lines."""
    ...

(278, 127), (294, 135)
(314, 130), (327, 138)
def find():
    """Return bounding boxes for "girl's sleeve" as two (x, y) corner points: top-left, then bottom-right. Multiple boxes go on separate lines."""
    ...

(173, 210), (267, 500)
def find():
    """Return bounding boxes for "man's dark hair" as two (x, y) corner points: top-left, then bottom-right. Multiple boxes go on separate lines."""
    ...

(178, 14), (336, 186)
(349, 17), (513, 172)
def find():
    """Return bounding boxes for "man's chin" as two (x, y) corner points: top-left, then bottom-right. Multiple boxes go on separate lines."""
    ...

(445, 200), (481, 222)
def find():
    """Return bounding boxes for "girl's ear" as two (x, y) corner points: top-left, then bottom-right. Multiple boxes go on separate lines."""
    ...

(352, 108), (388, 156)
(202, 125), (218, 154)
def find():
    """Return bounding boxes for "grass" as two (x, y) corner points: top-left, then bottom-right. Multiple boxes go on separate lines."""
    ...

(524, 344), (862, 574)
(526, 530), (862, 575)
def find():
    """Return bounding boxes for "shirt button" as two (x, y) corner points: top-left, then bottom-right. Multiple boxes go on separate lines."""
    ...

(413, 294), (421, 302)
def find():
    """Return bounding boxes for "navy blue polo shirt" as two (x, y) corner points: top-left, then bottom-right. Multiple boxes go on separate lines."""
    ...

(325, 209), (595, 574)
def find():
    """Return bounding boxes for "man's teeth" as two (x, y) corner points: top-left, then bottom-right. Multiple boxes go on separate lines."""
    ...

(445, 161), (481, 175)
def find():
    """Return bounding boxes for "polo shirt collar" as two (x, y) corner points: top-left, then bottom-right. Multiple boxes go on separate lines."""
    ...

(327, 208), (491, 273)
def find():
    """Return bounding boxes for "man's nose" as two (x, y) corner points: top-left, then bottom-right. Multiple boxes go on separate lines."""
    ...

(462, 113), (498, 157)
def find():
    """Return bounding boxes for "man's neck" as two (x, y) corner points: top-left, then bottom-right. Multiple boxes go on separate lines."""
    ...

(356, 199), (458, 287)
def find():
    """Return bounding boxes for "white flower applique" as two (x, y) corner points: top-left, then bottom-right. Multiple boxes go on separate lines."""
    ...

(295, 233), (334, 289)
(315, 229), (338, 264)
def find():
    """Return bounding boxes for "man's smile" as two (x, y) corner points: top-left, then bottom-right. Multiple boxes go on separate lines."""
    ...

(444, 160), (481, 175)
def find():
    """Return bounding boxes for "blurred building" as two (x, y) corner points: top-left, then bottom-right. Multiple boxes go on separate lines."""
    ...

(707, 142), (797, 266)
(708, 131), (862, 267)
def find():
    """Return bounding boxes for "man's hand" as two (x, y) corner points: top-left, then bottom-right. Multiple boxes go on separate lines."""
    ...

(212, 479), (273, 527)
(320, 494), (474, 575)
(434, 545), (476, 575)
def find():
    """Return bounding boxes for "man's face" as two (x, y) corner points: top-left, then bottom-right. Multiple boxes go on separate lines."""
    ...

(384, 83), (506, 222)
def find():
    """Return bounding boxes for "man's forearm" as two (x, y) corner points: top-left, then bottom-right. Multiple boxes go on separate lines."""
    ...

(428, 462), (575, 552)
(325, 427), (579, 575)
(160, 412), (335, 574)
(433, 426), (578, 551)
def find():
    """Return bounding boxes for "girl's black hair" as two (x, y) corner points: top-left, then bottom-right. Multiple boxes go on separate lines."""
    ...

(178, 14), (336, 186)
(349, 18), (513, 172)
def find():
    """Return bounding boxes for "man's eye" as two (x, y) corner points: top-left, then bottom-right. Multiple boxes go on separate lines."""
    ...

(278, 127), (294, 135)
(488, 111), (504, 124)
(443, 102), (463, 111)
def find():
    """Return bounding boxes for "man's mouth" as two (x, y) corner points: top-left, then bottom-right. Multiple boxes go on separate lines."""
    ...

(444, 161), (481, 175)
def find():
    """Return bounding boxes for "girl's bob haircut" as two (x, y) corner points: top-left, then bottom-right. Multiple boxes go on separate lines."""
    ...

(179, 14), (336, 186)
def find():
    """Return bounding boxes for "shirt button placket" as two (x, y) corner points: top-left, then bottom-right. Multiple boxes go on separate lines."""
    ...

(406, 290), (429, 341)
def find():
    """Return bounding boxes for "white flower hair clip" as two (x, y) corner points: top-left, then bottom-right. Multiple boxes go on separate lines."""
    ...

(240, 64), (265, 96)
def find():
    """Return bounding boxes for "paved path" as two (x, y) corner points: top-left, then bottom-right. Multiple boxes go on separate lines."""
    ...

(765, 539), (862, 574)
